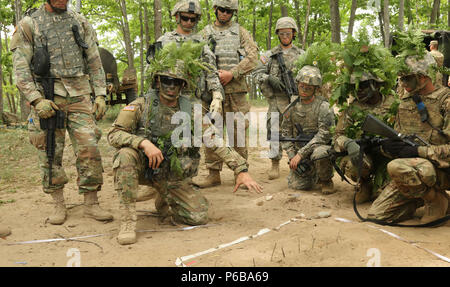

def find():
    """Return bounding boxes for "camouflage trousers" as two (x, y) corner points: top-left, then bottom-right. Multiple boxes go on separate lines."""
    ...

(27, 95), (103, 194)
(113, 147), (209, 225)
(368, 158), (449, 222)
(266, 96), (289, 161)
(204, 92), (250, 171)
(288, 145), (334, 190)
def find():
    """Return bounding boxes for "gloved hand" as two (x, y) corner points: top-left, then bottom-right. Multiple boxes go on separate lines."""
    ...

(209, 91), (223, 116)
(381, 140), (419, 158)
(267, 75), (285, 91)
(34, 98), (59, 119)
(345, 139), (360, 166)
(92, 96), (106, 121)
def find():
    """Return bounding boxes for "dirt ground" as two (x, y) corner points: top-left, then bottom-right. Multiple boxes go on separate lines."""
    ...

(0, 106), (449, 267)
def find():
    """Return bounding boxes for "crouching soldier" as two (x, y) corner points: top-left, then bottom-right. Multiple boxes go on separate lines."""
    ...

(108, 61), (262, 245)
(281, 66), (335, 194)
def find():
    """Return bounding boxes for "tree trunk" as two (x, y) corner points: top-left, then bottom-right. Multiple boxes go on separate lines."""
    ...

(383, 0), (390, 48)
(205, 0), (211, 23)
(303, 0), (311, 49)
(14, 0), (22, 25)
(430, 0), (440, 25)
(118, 0), (134, 68)
(294, 0), (303, 46)
(378, 8), (385, 46)
(406, 0), (412, 25)
(329, 0), (341, 44)
(252, 5), (256, 40)
(154, 0), (162, 41)
(281, 4), (288, 17)
(347, 0), (357, 36)
(311, 14), (318, 43)
(398, 0), (404, 31)
(267, 0), (274, 50)
(144, 4), (151, 48)
(139, 0), (144, 96)
(448, 0), (450, 28)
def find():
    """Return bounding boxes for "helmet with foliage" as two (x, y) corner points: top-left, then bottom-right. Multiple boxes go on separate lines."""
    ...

(153, 59), (188, 86)
(296, 65), (322, 87)
(171, 0), (202, 17)
(213, 0), (238, 10)
(399, 52), (436, 78)
(275, 17), (298, 33)
(349, 71), (383, 84)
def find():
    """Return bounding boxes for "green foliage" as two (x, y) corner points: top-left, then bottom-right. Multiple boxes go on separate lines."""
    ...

(391, 28), (427, 75)
(156, 132), (183, 178)
(330, 28), (398, 107)
(146, 41), (211, 90)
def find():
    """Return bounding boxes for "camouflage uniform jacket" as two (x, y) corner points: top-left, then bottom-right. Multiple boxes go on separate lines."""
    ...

(156, 31), (223, 97)
(253, 44), (304, 99)
(334, 94), (396, 151)
(201, 21), (258, 94)
(430, 50), (444, 67)
(107, 90), (248, 177)
(281, 95), (335, 159)
(395, 87), (449, 145)
(418, 144), (450, 169)
(10, 5), (106, 104)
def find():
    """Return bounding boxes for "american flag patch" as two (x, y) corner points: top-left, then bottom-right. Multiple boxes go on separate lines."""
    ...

(260, 55), (268, 65)
(123, 106), (136, 111)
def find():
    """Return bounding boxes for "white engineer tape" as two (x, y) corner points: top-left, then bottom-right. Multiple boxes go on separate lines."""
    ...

(335, 217), (450, 264)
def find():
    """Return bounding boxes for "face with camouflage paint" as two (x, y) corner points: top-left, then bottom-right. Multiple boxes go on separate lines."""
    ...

(157, 76), (185, 102)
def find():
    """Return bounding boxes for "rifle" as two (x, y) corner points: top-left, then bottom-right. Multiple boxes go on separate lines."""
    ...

(271, 51), (300, 119)
(143, 136), (174, 182)
(33, 41), (65, 186)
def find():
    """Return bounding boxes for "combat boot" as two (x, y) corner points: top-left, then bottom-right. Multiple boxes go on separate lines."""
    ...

(136, 186), (156, 202)
(192, 169), (221, 188)
(355, 181), (372, 204)
(117, 203), (137, 245)
(83, 192), (113, 221)
(319, 179), (335, 195)
(421, 189), (449, 225)
(0, 225), (11, 237)
(48, 190), (67, 225)
(268, 160), (280, 180)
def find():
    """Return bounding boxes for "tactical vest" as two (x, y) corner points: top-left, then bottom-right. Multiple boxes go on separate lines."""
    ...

(204, 23), (247, 93)
(395, 87), (448, 145)
(31, 8), (87, 78)
(291, 97), (324, 137)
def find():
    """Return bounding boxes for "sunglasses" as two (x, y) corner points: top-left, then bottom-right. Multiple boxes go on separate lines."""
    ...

(180, 15), (198, 23)
(159, 76), (185, 87)
(278, 32), (293, 37)
(217, 7), (234, 14)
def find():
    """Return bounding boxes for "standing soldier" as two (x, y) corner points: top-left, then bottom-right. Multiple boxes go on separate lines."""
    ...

(195, 0), (259, 188)
(253, 17), (304, 180)
(429, 40), (444, 87)
(108, 58), (262, 245)
(281, 66), (335, 194)
(368, 52), (449, 224)
(11, 0), (112, 224)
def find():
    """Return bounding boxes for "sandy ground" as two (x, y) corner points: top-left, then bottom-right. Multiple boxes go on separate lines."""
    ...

(0, 106), (449, 267)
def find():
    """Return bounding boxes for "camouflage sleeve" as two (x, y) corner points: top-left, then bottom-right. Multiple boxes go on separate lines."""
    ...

(281, 113), (297, 159)
(210, 146), (248, 175)
(441, 95), (450, 139)
(252, 51), (271, 86)
(299, 101), (334, 158)
(418, 145), (450, 168)
(201, 44), (222, 92)
(79, 16), (106, 97)
(230, 26), (258, 80)
(107, 100), (146, 150)
(11, 17), (43, 105)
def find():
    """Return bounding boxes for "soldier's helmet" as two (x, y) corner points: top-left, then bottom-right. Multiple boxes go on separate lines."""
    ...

(275, 17), (298, 33)
(213, 0), (239, 10)
(349, 71), (383, 84)
(153, 59), (188, 87)
(400, 52), (436, 77)
(296, 65), (322, 87)
(171, 0), (202, 17)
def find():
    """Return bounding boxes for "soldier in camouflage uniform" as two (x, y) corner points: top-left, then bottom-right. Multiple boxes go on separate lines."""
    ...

(253, 17), (305, 180)
(333, 72), (396, 203)
(281, 66), (335, 194)
(429, 40), (444, 87)
(368, 52), (450, 224)
(108, 61), (262, 245)
(11, 0), (112, 225)
(194, 0), (259, 188)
